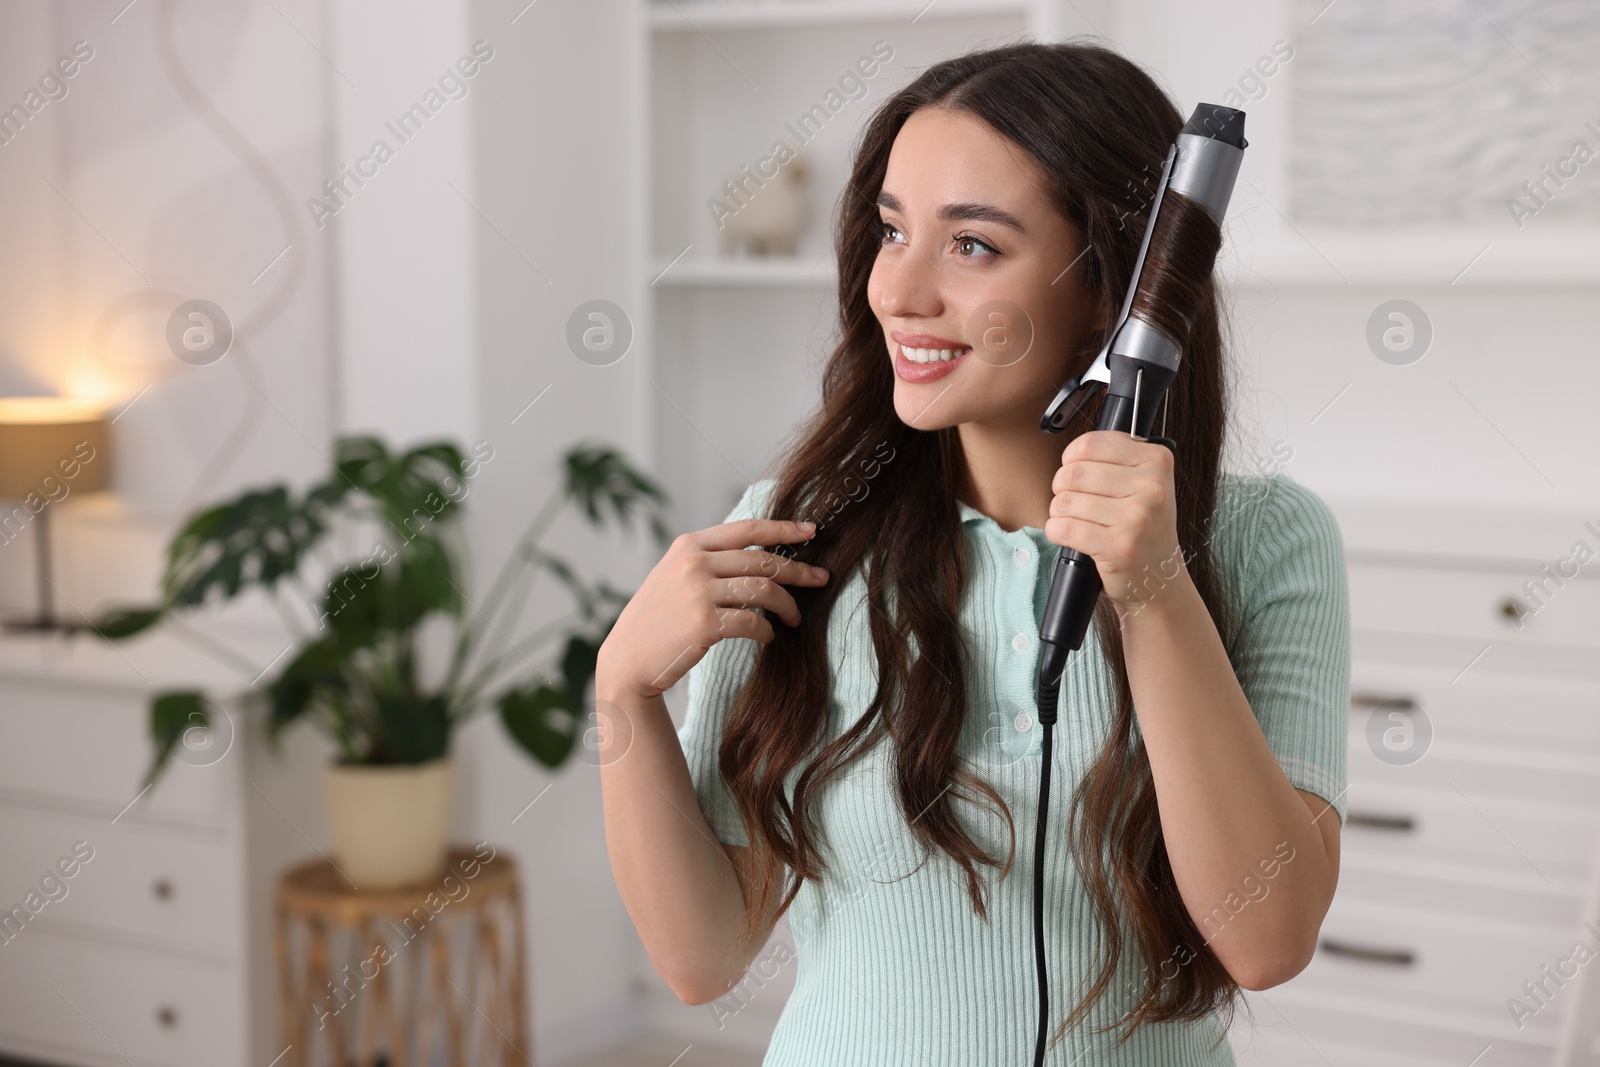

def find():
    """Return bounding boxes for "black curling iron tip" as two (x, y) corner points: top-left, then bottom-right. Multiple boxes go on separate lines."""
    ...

(1182, 103), (1247, 149)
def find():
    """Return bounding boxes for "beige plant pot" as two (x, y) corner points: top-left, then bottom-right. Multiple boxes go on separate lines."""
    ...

(322, 757), (454, 890)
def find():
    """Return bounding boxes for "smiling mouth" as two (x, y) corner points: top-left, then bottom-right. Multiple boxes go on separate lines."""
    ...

(897, 342), (972, 364)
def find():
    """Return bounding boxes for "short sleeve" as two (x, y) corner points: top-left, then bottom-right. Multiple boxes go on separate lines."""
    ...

(675, 480), (778, 848)
(1229, 474), (1351, 825)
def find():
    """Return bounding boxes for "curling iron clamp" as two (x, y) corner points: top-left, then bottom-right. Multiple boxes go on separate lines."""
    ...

(1027, 104), (1247, 1067)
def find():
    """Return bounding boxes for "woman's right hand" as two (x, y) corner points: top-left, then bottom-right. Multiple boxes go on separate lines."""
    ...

(595, 518), (830, 703)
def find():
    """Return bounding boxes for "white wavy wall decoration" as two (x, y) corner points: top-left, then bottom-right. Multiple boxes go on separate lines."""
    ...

(1291, 0), (1600, 228)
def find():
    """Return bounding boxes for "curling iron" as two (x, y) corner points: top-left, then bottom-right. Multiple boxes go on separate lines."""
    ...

(1028, 104), (1247, 1066)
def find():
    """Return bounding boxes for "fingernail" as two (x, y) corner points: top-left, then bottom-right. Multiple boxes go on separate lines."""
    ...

(797, 521), (815, 534)
(811, 566), (829, 580)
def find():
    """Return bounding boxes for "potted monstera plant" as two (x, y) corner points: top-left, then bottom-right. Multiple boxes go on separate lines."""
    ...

(95, 436), (665, 888)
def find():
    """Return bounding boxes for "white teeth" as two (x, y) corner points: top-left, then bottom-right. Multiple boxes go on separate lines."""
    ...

(901, 344), (968, 364)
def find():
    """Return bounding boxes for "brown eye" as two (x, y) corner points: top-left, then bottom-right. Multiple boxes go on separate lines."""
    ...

(955, 234), (999, 258)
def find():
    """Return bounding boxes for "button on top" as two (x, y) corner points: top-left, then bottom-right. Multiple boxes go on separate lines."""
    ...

(1013, 546), (1030, 566)
(1012, 631), (1031, 653)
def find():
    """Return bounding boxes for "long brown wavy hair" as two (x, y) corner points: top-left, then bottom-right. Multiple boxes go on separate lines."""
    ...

(718, 40), (1242, 1041)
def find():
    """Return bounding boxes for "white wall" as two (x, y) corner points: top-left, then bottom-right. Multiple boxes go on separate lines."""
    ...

(467, 0), (652, 1060)
(328, 0), (479, 448)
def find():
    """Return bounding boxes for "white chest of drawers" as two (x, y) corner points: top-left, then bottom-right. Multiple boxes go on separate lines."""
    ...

(1230, 500), (1600, 1067)
(0, 628), (321, 1067)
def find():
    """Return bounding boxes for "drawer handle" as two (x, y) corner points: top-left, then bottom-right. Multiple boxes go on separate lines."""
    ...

(1346, 811), (1416, 833)
(156, 1005), (179, 1029)
(1318, 939), (1415, 967)
(152, 878), (175, 902)
(1350, 692), (1416, 711)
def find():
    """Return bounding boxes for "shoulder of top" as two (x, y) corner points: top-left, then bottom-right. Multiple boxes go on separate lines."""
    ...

(726, 478), (781, 522)
(1215, 471), (1343, 559)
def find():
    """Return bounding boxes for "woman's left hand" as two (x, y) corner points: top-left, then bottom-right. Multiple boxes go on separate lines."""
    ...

(1045, 429), (1185, 615)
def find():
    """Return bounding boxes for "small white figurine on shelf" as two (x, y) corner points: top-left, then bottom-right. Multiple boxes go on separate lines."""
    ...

(716, 151), (809, 257)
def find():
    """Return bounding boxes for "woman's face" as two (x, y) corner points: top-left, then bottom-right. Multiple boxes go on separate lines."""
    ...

(867, 106), (1103, 432)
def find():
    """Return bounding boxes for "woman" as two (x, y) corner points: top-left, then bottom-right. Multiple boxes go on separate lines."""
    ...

(597, 40), (1347, 1065)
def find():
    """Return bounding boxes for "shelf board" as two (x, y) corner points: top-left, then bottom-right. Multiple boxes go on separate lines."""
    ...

(652, 231), (1600, 290)
(649, 0), (1032, 31)
(1227, 228), (1600, 288)
(649, 254), (838, 287)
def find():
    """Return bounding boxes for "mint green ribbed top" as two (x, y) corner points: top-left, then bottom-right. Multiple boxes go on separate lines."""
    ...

(676, 472), (1350, 1065)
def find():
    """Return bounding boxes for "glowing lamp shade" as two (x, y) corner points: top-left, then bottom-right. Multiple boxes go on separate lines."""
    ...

(0, 397), (109, 497)
(0, 396), (112, 631)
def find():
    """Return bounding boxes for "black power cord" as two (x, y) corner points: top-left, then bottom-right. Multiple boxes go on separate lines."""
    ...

(1031, 644), (1068, 1066)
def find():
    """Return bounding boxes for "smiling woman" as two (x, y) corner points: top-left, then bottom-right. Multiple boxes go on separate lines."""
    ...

(869, 106), (1101, 435)
(598, 39), (1348, 1067)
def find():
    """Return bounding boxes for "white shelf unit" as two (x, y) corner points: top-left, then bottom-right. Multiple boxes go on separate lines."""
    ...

(627, 0), (1074, 536)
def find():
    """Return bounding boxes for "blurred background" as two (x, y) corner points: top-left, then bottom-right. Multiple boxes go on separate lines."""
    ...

(0, 0), (1598, 1065)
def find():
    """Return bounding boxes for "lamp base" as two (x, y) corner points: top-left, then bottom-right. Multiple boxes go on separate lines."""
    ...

(4, 500), (93, 636)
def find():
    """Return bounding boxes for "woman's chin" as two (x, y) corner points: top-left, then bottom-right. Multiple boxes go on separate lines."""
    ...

(894, 384), (1061, 434)
(892, 385), (964, 430)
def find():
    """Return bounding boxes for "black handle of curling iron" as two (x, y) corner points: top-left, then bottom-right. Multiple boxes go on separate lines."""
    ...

(1035, 382), (1175, 706)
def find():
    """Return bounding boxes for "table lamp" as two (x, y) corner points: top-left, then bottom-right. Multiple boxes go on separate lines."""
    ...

(0, 396), (111, 632)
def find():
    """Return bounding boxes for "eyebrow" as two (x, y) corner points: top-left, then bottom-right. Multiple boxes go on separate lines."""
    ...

(876, 191), (1027, 233)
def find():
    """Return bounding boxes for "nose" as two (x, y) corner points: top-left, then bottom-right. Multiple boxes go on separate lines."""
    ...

(874, 242), (945, 320)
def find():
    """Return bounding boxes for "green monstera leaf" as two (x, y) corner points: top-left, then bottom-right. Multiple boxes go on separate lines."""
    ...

(92, 606), (165, 639)
(323, 436), (468, 542)
(497, 631), (608, 769)
(144, 690), (209, 786)
(162, 487), (328, 609)
(563, 446), (668, 544)
(320, 548), (458, 651)
(498, 683), (581, 769)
